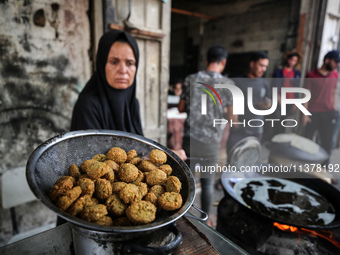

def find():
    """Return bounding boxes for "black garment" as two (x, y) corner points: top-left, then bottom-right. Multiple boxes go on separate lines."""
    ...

(182, 136), (219, 216)
(270, 68), (302, 138)
(70, 30), (143, 135)
(304, 111), (337, 164)
(231, 76), (271, 136)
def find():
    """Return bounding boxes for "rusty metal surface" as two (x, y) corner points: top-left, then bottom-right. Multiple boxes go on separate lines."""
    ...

(174, 217), (220, 254)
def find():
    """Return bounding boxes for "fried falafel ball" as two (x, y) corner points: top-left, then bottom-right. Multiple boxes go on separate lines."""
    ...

(107, 147), (127, 164)
(146, 169), (167, 186)
(91, 197), (99, 205)
(86, 161), (110, 179)
(165, 176), (182, 193)
(95, 179), (112, 201)
(106, 194), (128, 217)
(81, 204), (108, 222)
(112, 182), (127, 194)
(118, 163), (138, 183)
(149, 149), (167, 165)
(102, 168), (115, 184)
(129, 157), (142, 165)
(80, 159), (97, 173)
(49, 176), (76, 201)
(138, 160), (158, 172)
(94, 216), (113, 226)
(79, 174), (90, 180)
(138, 182), (148, 198)
(144, 192), (158, 206)
(131, 170), (145, 185)
(68, 164), (81, 180)
(77, 178), (95, 196)
(92, 154), (107, 162)
(127, 149), (138, 162)
(104, 160), (120, 173)
(143, 172), (150, 179)
(56, 186), (82, 211)
(159, 164), (172, 176)
(126, 201), (157, 224)
(114, 174), (121, 182)
(149, 185), (165, 198)
(66, 194), (95, 217)
(158, 192), (183, 211)
(112, 217), (132, 226)
(119, 184), (142, 204)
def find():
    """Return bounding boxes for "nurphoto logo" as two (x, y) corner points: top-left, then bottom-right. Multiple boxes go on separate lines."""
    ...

(198, 82), (312, 128)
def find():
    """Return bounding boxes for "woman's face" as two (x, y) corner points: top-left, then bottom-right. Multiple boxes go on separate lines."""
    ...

(287, 56), (298, 68)
(105, 42), (136, 89)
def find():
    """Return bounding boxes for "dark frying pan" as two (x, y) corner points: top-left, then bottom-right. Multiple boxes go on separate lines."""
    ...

(221, 174), (340, 230)
(26, 130), (205, 240)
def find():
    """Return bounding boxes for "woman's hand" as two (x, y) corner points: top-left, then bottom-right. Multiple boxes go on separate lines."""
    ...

(172, 149), (187, 161)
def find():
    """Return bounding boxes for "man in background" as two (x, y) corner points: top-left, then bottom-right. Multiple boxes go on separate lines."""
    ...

(303, 50), (340, 163)
(228, 51), (272, 152)
(178, 45), (235, 225)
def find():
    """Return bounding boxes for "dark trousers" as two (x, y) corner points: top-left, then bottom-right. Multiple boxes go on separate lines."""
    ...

(304, 111), (337, 162)
(182, 136), (219, 216)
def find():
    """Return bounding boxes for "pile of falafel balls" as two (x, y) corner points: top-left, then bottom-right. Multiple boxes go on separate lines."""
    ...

(49, 147), (183, 226)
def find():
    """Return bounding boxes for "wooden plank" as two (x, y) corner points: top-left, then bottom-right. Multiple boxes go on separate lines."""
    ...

(131, 0), (146, 28)
(143, 129), (165, 142)
(144, 40), (160, 132)
(171, 8), (218, 20)
(92, 0), (104, 69)
(146, 0), (161, 29)
(297, 13), (306, 53)
(109, 24), (165, 40)
(159, 0), (171, 146)
(136, 39), (145, 130)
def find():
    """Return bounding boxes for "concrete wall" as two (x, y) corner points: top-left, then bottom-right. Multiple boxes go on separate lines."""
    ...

(0, 0), (91, 246)
(170, 0), (300, 78)
(202, 1), (295, 77)
(318, 0), (340, 66)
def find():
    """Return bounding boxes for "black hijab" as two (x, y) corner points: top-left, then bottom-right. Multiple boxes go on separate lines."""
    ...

(70, 30), (143, 135)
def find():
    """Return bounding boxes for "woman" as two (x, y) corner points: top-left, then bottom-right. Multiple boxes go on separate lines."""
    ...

(70, 29), (143, 135)
(270, 50), (302, 137)
(58, 31), (141, 227)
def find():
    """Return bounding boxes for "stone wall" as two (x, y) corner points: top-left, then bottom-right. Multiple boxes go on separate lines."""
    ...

(0, 0), (91, 245)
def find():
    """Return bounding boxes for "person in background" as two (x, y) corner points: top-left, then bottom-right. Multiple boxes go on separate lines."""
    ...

(271, 50), (302, 137)
(178, 45), (235, 225)
(228, 51), (272, 152)
(302, 50), (340, 164)
(331, 93), (340, 153)
(169, 78), (183, 97)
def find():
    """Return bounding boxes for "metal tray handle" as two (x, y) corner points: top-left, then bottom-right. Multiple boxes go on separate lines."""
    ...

(185, 204), (209, 222)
